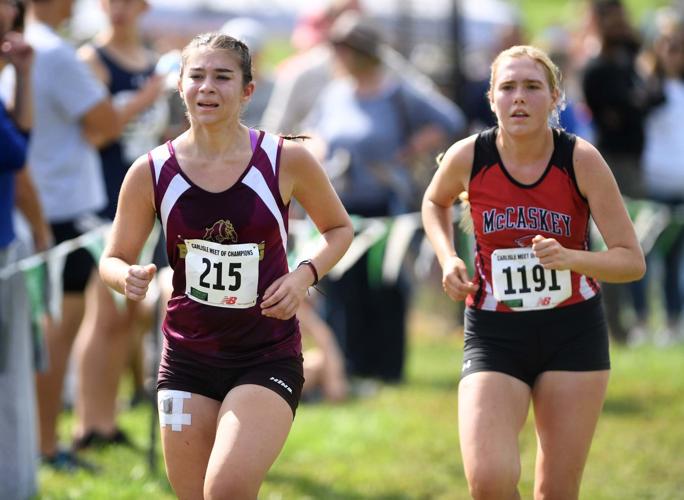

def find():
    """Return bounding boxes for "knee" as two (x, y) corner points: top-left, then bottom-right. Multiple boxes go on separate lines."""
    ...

(535, 476), (580, 500)
(466, 462), (520, 500)
(204, 475), (258, 500)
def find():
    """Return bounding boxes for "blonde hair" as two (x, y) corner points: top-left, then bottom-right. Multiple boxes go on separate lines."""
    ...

(487, 45), (566, 127)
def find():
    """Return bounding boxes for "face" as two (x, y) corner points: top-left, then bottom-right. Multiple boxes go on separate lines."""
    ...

(332, 42), (378, 78)
(490, 55), (557, 135)
(178, 46), (254, 126)
(0, 0), (18, 38)
(58, 0), (75, 23)
(101, 0), (148, 27)
(658, 32), (684, 78)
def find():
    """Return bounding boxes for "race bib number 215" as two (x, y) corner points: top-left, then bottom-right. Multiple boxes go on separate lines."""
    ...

(184, 239), (259, 308)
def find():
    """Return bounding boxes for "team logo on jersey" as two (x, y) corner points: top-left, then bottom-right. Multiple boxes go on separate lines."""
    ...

(515, 234), (537, 247)
(482, 206), (572, 238)
(203, 219), (238, 244)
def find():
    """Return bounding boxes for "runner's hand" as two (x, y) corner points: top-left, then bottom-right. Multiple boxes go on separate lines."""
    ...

(124, 263), (157, 301)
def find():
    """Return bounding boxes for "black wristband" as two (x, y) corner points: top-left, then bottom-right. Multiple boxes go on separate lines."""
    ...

(297, 259), (319, 286)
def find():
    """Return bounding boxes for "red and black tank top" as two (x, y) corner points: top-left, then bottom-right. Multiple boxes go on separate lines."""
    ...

(466, 127), (600, 312)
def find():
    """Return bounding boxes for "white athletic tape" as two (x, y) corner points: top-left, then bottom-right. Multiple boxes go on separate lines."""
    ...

(158, 389), (192, 432)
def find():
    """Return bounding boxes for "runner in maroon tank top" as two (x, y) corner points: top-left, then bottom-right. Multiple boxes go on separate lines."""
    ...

(99, 32), (353, 499)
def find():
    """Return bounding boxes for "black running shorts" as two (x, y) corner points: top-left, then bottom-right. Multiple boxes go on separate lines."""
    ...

(462, 295), (610, 387)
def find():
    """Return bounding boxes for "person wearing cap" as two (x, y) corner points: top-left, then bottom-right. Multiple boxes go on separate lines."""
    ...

(260, 0), (360, 134)
(306, 12), (465, 383)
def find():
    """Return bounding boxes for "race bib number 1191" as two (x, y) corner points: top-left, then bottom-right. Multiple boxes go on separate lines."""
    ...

(491, 248), (571, 311)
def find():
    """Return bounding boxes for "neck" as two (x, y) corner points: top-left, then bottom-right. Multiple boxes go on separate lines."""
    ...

(497, 126), (553, 165)
(27, 6), (65, 30)
(100, 26), (141, 49)
(353, 67), (385, 96)
(184, 121), (248, 159)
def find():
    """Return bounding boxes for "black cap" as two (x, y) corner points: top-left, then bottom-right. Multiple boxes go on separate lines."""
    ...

(328, 12), (384, 61)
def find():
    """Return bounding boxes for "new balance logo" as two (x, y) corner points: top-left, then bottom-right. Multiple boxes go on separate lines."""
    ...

(269, 376), (293, 394)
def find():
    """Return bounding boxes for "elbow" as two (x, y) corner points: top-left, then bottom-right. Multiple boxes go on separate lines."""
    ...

(619, 251), (646, 283)
(340, 222), (354, 252)
(632, 253), (647, 281)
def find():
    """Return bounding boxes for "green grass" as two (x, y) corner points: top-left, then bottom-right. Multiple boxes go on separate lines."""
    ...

(38, 306), (684, 499)
(519, 0), (671, 40)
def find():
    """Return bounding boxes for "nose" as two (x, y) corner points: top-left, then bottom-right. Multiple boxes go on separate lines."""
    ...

(199, 77), (216, 93)
(513, 88), (525, 103)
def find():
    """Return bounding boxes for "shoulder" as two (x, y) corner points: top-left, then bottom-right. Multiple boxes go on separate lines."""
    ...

(572, 136), (613, 195)
(279, 137), (317, 170)
(128, 153), (155, 180)
(77, 44), (109, 82)
(441, 133), (478, 169)
(573, 136), (607, 171)
(76, 43), (98, 63)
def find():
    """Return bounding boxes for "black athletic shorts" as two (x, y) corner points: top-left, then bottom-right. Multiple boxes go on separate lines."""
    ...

(157, 344), (305, 417)
(462, 294), (610, 388)
(51, 218), (98, 293)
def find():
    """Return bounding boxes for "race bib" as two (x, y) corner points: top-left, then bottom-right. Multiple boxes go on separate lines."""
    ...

(184, 239), (258, 308)
(491, 248), (571, 311)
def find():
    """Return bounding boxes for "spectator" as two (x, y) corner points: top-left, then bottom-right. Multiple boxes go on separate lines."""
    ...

(0, 0), (39, 495)
(307, 12), (465, 382)
(581, 0), (662, 342)
(633, 8), (684, 345)
(24, 0), (162, 469)
(71, 0), (166, 451)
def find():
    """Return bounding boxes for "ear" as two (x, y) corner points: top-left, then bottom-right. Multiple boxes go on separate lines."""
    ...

(550, 88), (560, 112)
(242, 81), (255, 101)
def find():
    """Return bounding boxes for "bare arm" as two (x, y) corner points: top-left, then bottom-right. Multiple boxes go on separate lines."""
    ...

(99, 156), (158, 299)
(532, 138), (645, 283)
(421, 136), (478, 302)
(1, 32), (33, 130)
(78, 44), (165, 148)
(15, 169), (52, 252)
(260, 140), (354, 319)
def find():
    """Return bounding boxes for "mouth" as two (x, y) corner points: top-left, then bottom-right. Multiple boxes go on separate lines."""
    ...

(197, 102), (219, 109)
(510, 110), (529, 118)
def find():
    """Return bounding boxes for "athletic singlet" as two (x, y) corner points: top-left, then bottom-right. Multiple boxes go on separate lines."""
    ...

(96, 46), (163, 219)
(466, 127), (600, 312)
(148, 129), (301, 366)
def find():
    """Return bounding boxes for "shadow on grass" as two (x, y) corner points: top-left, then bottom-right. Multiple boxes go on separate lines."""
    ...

(267, 472), (415, 500)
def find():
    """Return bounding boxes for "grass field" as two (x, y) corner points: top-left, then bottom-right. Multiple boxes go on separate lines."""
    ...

(37, 1), (683, 498)
(38, 303), (684, 499)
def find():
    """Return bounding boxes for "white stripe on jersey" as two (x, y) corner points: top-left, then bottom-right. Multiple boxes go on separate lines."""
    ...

(242, 166), (288, 256)
(482, 280), (498, 311)
(160, 174), (191, 236)
(579, 275), (597, 300)
(260, 133), (279, 176)
(150, 143), (172, 184)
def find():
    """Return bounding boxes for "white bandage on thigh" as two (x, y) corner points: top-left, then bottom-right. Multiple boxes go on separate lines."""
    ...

(157, 390), (192, 432)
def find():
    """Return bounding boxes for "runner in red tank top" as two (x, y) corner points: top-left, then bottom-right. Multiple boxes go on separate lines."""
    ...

(422, 45), (644, 498)
(99, 32), (352, 499)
